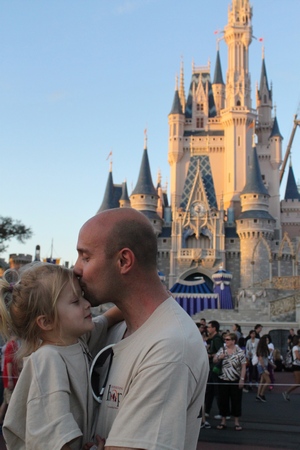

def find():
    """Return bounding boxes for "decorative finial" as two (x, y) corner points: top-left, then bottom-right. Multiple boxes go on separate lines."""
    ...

(106, 150), (113, 171)
(144, 127), (148, 149)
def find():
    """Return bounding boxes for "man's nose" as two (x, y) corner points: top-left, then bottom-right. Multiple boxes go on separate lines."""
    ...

(73, 259), (81, 277)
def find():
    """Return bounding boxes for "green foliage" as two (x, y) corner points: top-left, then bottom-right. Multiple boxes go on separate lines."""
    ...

(0, 216), (32, 253)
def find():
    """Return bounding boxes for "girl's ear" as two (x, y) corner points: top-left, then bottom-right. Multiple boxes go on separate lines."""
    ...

(36, 315), (54, 331)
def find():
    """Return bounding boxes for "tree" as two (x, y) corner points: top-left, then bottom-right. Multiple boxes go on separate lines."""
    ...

(0, 216), (33, 254)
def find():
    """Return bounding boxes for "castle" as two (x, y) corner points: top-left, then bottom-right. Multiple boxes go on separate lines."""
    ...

(98, 0), (300, 327)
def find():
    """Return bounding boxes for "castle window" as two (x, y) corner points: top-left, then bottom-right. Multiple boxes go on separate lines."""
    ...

(238, 136), (241, 146)
(254, 219), (257, 223)
(196, 117), (204, 128)
(237, 100), (241, 106)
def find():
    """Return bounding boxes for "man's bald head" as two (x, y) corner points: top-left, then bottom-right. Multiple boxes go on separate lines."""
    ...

(82, 208), (158, 270)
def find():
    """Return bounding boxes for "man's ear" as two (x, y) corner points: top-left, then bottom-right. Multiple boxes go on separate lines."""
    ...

(117, 248), (134, 274)
(36, 315), (54, 331)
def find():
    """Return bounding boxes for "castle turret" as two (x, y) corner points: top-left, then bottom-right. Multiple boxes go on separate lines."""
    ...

(236, 141), (275, 287)
(97, 166), (122, 212)
(119, 181), (131, 208)
(281, 160), (300, 239)
(212, 49), (225, 115)
(221, 0), (256, 216)
(224, 0), (253, 109)
(130, 137), (162, 234)
(284, 162), (300, 201)
(168, 77), (185, 211)
(256, 53), (272, 128)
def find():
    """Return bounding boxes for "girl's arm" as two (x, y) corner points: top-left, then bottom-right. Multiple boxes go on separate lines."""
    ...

(103, 306), (124, 329)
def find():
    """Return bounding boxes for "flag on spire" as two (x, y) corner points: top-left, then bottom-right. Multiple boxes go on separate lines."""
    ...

(106, 150), (112, 160)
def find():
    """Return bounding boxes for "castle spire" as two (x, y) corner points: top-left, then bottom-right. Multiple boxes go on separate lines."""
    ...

(131, 144), (157, 196)
(179, 57), (186, 113)
(241, 145), (268, 196)
(224, 0), (253, 108)
(213, 50), (224, 85)
(284, 162), (300, 200)
(97, 170), (116, 212)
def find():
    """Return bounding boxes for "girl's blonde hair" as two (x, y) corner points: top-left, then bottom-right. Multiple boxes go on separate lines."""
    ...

(0, 263), (74, 358)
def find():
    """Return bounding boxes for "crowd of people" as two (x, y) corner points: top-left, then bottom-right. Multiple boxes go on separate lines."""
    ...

(197, 320), (300, 431)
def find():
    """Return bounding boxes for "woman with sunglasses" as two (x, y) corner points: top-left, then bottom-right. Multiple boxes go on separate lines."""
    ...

(213, 332), (246, 431)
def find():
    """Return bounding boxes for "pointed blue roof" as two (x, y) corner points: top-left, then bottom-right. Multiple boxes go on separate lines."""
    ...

(120, 181), (130, 201)
(241, 146), (269, 196)
(284, 165), (300, 200)
(259, 58), (270, 95)
(270, 116), (283, 139)
(131, 148), (157, 196)
(97, 171), (122, 212)
(213, 50), (224, 85)
(169, 89), (183, 115)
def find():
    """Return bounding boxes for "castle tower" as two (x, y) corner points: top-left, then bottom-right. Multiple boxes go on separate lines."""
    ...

(119, 181), (131, 208)
(97, 167), (115, 212)
(281, 160), (300, 239)
(255, 53), (282, 235)
(221, 0), (256, 217)
(97, 164), (123, 212)
(236, 140), (275, 287)
(256, 52), (272, 131)
(212, 49), (225, 115)
(130, 136), (162, 234)
(168, 80), (185, 211)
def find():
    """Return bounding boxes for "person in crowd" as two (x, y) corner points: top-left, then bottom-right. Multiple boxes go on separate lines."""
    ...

(74, 208), (209, 450)
(282, 335), (300, 401)
(287, 328), (295, 351)
(204, 320), (224, 420)
(273, 348), (284, 372)
(0, 263), (122, 450)
(245, 330), (259, 390)
(256, 334), (271, 402)
(196, 322), (208, 346)
(213, 333), (246, 431)
(266, 334), (275, 390)
(232, 323), (242, 341)
(254, 324), (263, 339)
(0, 336), (19, 427)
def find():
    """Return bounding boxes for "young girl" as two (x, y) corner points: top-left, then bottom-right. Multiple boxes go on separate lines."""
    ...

(256, 335), (271, 402)
(0, 263), (122, 450)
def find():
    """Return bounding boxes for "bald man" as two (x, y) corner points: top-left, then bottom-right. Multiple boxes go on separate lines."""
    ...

(74, 208), (209, 450)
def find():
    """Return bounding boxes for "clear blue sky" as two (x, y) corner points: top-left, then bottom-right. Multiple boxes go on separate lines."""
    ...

(1, 0), (300, 266)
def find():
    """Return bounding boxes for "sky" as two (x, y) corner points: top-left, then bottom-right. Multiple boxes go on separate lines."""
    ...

(1, 0), (300, 266)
